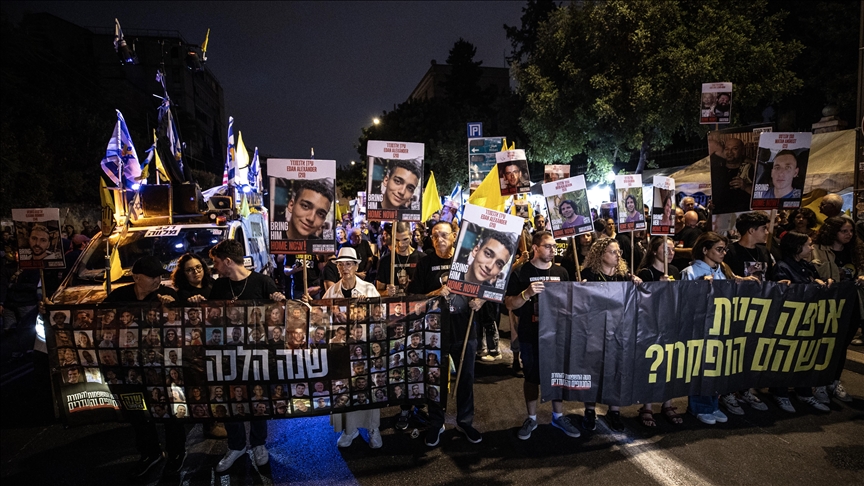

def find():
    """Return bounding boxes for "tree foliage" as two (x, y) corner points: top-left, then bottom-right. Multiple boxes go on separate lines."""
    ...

(513, 0), (803, 182)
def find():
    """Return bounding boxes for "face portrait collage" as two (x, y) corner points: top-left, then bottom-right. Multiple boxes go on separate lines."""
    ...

(47, 297), (446, 423)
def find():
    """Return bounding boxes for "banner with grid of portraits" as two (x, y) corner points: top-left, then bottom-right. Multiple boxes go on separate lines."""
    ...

(46, 296), (449, 426)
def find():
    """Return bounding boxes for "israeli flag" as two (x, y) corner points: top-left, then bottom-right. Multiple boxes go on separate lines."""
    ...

(100, 109), (141, 190)
(226, 116), (235, 182)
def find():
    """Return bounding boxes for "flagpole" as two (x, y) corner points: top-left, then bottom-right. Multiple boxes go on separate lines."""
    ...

(571, 236), (581, 281)
(390, 225), (397, 295)
(105, 239), (112, 295)
(302, 255), (308, 297)
(454, 309), (476, 400)
(630, 231), (635, 275)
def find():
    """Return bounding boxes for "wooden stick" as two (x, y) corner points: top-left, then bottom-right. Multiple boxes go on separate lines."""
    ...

(631, 231), (635, 273)
(301, 255), (308, 297)
(453, 308), (476, 398)
(390, 224), (397, 293)
(766, 209), (777, 251)
(572, 236), (582, 281)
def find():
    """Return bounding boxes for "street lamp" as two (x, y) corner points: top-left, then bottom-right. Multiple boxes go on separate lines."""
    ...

(350, 160), (356, 166)
(372, 118), (380, 126)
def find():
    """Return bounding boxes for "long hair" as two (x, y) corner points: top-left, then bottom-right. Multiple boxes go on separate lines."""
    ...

(779, 231), (810, 260)
(172, 253), (213, 291)
(581, 238), (629, 277)
(637, 236), (672, 274)
(692, 232), (727, 263)
(814, 216), (864, 271)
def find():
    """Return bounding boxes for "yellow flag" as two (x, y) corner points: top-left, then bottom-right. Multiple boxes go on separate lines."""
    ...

(335, 200), (343, 223)
(467, 164), (509, 212)
(422, 171), (443, 221)
(239, 193), (251, 218)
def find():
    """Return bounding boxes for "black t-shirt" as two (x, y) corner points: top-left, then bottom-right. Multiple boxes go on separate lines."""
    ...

(210, 272), (278, 301)
(637, 265), (681, 282)
(506, 262), (569, 347)
(349, 240), (374, 273)
(104, 284), (178, 303)
(177, 285), (212, 303)
(376, 249), (425, 291)
(724, 242), (774, 281)
(580, 268), (629, 282)
(322, 260), (340, 284)
(284, 254), (321, 298)
(406, 252), (452, 296)
(676, 226), (703, 249)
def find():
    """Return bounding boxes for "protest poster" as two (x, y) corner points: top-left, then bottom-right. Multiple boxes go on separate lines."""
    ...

(751, 132), (811, 210)
(440, 199), (460, 223)
(496, 149), (531, 196)
(614, 174), (646, 232)
(446, 204), (521, 302)
(542, 175), (592, 238)
(544, 165), (570, 183)
(468, 137), (505, 195)
(46, 295), (449, 426)
(268, 159), (337, 255)
(651, 176), (676, 235)
(366, 141), (424, 222)
(700, 82), (733, 124)
(12, 208), (66, 270)
(708, 131), (758, 215)
(539, 280), (855, 406)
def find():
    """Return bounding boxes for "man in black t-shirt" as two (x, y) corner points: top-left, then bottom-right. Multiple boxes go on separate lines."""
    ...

(347, 228), (374, 280)
(208, 240), (285, 472)
(505, 231), (581, 440)
(283, 254), (321, 300)
(376, 222), (425, 296)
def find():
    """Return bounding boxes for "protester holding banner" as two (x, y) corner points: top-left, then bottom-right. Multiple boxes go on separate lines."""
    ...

(579, 238), (642, 431)
(680, 232), (731, 425)
(103, 256), (185, 477)
(405, 221), (482, 446)
(322, 247), (384, 449)
(809, 216), (862, 403)
(767, 231), (832, 413)
(172, 253), (213, 303)
(505, 231), (581, 439)
(376, 222), (425, 297)
(208, 240), (285, 472)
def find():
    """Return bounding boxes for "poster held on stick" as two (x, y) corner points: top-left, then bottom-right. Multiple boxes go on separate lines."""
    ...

(12, 208), (66, 270)
(496, 150), (531, 197)
(614, 174), (646, 233)
(268, 159), (337, 255)
(750, 132), (811, 211)
(542, 175), (593, 239)
(651, 176), (676, 235)
(366, 141), (424, 222)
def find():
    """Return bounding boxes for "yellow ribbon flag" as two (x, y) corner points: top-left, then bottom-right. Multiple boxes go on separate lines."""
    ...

(102, 240), (124, 293)
(467, 164), (509, 212)
(422, 171), (443, 221)
(239, 193), (251, 218)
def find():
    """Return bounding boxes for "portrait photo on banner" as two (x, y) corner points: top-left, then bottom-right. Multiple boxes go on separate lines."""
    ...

(268, 158), (336, 254)
(366, 140), (424, 222)
(751, 132), (811, 211)
(614, 174), (646, 232)
(496, 149), (531, 196)
(12, 208), (66, 269)
(699, 81), (732, 125)
(542, 175), (592, 239)
(708, 131), (757, 215)
(446, 204), (521, 302)
(651, 176), (676, 235)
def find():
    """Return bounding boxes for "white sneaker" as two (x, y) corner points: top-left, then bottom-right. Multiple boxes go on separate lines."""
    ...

(740, 389), (769, 411)
(252, 445), (269, 466)
(368, 428), (383, 449)
(798, 395), (830, 412)
(216, 448), (247, 473)
(774, 396), (796, 413)
(828, 381), (853, 403)
(720, 393), (744, 415)
(480, 355), (498, 362)
(712, 409), (728, 423)
(812, 386), (830, 404)
(695, 413), (716, 425)
(337, 429), (359, 448)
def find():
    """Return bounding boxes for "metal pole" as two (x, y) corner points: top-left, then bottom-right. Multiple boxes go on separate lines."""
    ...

(390, 224), (397, 294)
(105, 238), (112, 295)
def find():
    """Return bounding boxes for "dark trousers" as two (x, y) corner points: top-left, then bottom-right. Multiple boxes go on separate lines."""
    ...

(833, 318), (862, 381)
(429, 338), (476, 428)
(770, 387), (813, 398)
(226, 420), (268, 451)
(130, 413), (187, 457)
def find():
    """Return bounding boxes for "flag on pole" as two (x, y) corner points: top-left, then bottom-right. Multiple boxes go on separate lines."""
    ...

(449, 182), (462, 203)
(141, 130), (170, 183)
(225, 116), (235, 185)
(467, 164), (509, 212)
(100, 110), (141, 190)
(422, 171), (443, 222)
(155, 100), (187, 183)
(234, 131), (250, 186)
(249, 146), (261, 191)
(102, 242), (124, 293)
(239, 193), (251, 218)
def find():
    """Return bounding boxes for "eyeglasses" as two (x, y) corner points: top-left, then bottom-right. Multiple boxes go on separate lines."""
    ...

(184, 265), (203, 274)
(713, 246), (729, 253)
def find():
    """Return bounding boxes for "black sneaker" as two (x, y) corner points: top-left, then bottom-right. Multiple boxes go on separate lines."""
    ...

(583, 409), (596, 431)
(396, 410), (410, 430)
(605, 411), (625, 432)
(455, 423), (482, 444)
(132, 452), (164, 477)
(165, 452), (186, 474)
(425, 425), (445, 447)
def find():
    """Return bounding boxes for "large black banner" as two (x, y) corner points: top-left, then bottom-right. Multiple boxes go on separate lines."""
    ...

(539, 281), (855, 405)
(47, 296), (449, 426)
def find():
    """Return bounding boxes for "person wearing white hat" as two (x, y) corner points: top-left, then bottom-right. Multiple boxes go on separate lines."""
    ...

(322, 246), (382, 448)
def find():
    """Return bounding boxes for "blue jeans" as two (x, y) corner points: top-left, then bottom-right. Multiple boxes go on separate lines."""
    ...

(688, 395), (718, 414)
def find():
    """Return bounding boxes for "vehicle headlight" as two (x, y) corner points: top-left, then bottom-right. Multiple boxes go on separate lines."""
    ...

(35, 313), (45, 342)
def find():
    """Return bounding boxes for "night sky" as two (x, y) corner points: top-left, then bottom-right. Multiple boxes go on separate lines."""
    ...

(5, 1), (525, 168)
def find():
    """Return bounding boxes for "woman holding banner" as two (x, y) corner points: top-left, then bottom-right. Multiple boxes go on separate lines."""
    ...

(172, 253), (214, 303)
(323, 247), (383, 449)
(809, 217), (862, 403)
(681, 232), (731, 425)
(635, 236), (683, 426)
(770, 231), (832, 413)
(580, 238), (642, 431)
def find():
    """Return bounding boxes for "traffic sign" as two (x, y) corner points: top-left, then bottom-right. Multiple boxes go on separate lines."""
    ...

(467, 122), (483, 138)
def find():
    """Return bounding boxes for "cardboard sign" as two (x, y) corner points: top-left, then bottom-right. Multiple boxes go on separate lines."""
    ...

(268, 159), (337, 254)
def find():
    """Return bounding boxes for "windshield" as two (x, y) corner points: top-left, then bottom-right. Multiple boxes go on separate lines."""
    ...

(74, 227), (227, 283)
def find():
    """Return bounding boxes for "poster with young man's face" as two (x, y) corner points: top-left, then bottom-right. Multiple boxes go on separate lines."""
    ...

(268, 159), (336, 255)
(751, 132), (811, 211)
(700, 82), (732, 124)
(615, 174), (647, 233)
(542, 175), (592, 239)
(651, 176), (676, 236)
(366, 141), (424, 222)
(12, 208), (65, 269)
(446, 204), (521, 302)
(496, 150), (531, 196)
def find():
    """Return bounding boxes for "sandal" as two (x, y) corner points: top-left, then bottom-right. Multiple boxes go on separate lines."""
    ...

(662, 406), (684, 425)
(639, 408), (656, 427)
